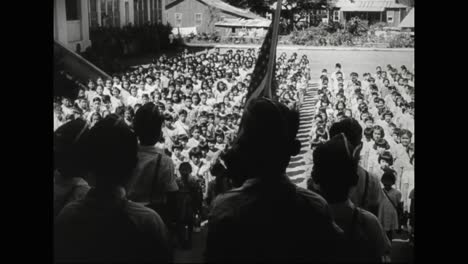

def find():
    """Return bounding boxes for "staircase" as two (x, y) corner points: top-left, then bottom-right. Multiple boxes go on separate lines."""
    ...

(286, 82), (320, 189)
(54, 40), (111, 86)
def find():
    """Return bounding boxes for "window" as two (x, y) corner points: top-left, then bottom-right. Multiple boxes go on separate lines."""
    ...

(100, 0), (120, 27)
(134, 0), (146, 26)
(333, 10), (340, 22)
(195, 13), (202, 25)
(175, 13), (182, 27)
(88, 0), (98, 27)
(66, 0), (80, 21)
(125, 2), (129, 25)
(143, 0), (148, 23)
(150, 0), (156, 23)
(157, 0), (163, 23)
(113, 0), (120, 27)
(387, 10), (394, 23)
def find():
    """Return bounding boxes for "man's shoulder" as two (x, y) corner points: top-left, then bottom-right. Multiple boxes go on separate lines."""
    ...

(209, 187), (247, 217)
(291, 186), (332, 215)
(211, 183), (329, 217)
(357, 207), (380, 225)
(140, 149), (173, 165)
(358, 166), (381, 184)
(56, 199), (87, 220)
(125, 200), (161, 222)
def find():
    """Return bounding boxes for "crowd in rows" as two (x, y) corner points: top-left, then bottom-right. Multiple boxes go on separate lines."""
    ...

(307, 62), (415, 242)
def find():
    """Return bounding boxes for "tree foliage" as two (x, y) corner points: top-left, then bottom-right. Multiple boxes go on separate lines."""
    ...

(224, 0), (338, 32)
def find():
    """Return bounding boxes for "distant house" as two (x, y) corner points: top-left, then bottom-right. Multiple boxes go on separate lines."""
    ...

(399, 8), (414, 31)
(215, 18), (270, 38)
(335, 0), (410, 27)
(165, 0), (267, 36)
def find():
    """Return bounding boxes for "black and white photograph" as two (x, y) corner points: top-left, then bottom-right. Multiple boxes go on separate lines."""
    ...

(54, 0), (415, 262)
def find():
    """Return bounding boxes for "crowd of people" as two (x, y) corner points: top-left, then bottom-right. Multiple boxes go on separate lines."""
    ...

(54, 47), (414, 262)
(54, 47), (310, 252)
(308, 62), (415, 243)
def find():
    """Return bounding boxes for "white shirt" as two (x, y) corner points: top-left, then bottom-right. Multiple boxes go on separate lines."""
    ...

(127, 145), (178, 204)
(126, 95), (139, 108)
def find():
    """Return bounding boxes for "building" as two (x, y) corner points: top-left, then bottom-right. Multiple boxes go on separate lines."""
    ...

(215, 18), (270, 38)
(165, 0), (266, 36)
(54, 0), (165, 52)
(398, 8), (414, 31)
(335, 0), (410, 26)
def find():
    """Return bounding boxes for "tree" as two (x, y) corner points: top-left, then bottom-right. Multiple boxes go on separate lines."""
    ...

(273, 0), (338, 32)
(225, 0), (338, 33)
(224, 0), (271, 16)
(207, 6), (222, 33)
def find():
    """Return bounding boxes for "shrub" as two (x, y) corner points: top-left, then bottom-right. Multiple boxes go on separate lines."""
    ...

(388, 33), (414, 48)
(319, 21), (343, 34)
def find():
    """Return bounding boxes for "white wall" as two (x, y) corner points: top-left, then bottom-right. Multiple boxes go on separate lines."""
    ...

(53, 0), (91, 52)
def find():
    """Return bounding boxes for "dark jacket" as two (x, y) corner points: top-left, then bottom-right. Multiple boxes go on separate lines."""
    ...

(206, 175), (343, 262)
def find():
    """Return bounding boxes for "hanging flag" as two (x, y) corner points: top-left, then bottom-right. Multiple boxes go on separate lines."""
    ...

(243, 0), (283, 109)
(234, 0), (283, 142)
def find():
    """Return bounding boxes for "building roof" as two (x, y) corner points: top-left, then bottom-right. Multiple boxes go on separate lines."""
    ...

(399, 8), (414, 28)
(336, 0), (408, 12)
(199, 0), (265, 20)
(166, 0), (266, 20)
(215, 18), (271, 28)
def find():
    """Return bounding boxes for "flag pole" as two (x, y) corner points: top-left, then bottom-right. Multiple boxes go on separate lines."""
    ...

(263, 0), (283, 98)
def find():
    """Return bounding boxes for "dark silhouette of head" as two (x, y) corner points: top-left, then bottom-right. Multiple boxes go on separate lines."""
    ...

(133, 102), (163, 146)
(54, 119), (90, 178)
(87, 114), (138, 188)
(312, 133), (360, 203)
(226, 98), (300, 181)
(329, 118), (363, 160)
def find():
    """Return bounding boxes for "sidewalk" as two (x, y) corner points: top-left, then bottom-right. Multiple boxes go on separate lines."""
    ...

(185, 43), (414, 52)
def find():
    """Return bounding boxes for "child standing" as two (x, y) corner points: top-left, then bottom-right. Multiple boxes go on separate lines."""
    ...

(187, 126), (204, 149)
(176, 162), (203, 250)
(378, 169), (402, 242)
(214, 130), (226, 151)
(172, 142), (187, 177)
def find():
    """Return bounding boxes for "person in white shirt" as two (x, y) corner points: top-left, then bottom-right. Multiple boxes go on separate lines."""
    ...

(188, 147), (210, 196)
(187, 126), (205, 150)
(61, 97), (75, 117)
(144, 76), (158, 94)
(126, 86), (140, 108)
(162, 113), (178, 152)
(110, 87), (124, 112)
(85, 80), (97, 103)
(127, 103), (179, 225)
(331, 63), (344, 82)
(174, 109), (190, 136)
(160, 70), (170, 89)
(103, 79), (114, 96)
(171, 143), (187, 177)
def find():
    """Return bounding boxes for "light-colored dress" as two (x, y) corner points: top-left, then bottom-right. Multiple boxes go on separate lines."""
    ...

(378, 188), (401, 231)
(401, 168), (414, 212)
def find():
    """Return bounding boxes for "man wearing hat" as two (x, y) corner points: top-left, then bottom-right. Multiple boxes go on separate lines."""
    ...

(206, 98), (343, 262)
